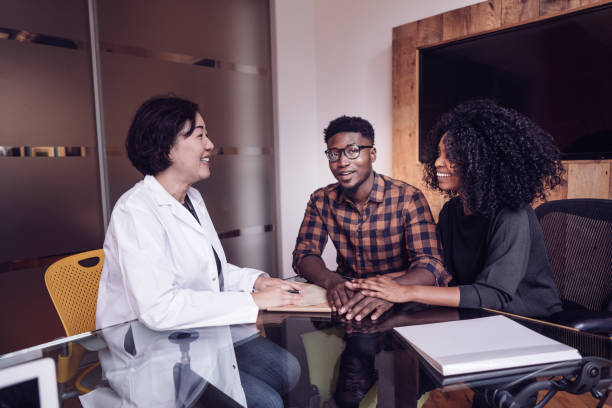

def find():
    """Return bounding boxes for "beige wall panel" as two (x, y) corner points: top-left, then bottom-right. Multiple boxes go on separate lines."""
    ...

(545, 182), (569, 201)
(442, 8), (471, 40)
(392, 23), (419, 185)
(567, 162), (611, 199)
(539, 0), (582, 16)
(422, 188), (449, 222)
(392, 105), (419, 186)
(392, 23), (417, 110)
(533, 183), (568, 209)
(416, 15), (444, 47)
(393, 21), (418, 40)
(501, 0), (539, 25)
(392, 110), (418, 185)
(442, 0), (501, 41)
(468, 0), (502, 33)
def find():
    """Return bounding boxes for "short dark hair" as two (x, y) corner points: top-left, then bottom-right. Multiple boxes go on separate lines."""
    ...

(323, 115), (375, 144)
(423, 99), (564, 217)
(126, 96), (199, 175)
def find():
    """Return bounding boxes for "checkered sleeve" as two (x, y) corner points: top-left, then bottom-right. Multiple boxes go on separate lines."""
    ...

(403, 190), (448, 286)
(292, 193), (329, 275)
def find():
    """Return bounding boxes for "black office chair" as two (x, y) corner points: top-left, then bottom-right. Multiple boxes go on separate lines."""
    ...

(535, 199), (612, 334)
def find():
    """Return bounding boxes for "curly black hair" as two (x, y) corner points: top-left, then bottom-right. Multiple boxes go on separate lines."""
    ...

(423, 99), (564, 217)
(324, 115), (375, 144)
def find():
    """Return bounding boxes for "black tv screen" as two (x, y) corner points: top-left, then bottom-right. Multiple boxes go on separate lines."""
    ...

(419, 3), (612, 162)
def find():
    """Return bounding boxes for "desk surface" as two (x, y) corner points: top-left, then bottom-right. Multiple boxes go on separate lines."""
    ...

(1, 305), (610, 407)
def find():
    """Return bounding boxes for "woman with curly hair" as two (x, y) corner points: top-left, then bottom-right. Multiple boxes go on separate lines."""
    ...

(347, 99), (564, 317)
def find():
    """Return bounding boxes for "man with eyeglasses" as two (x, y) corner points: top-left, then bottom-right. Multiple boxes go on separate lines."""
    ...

(292, 116), (446, 321)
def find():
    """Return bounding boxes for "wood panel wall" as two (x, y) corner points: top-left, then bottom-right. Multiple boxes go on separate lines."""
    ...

(392, 0), (612, 219)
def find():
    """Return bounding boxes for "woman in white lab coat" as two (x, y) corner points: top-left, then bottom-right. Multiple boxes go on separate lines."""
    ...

(96, 96), (301, 407)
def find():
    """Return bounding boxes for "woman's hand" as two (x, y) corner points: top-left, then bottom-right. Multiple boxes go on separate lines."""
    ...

(251, 286), (303, 309)
(345, 275), (412, 303)
(253, 276), (303, 291)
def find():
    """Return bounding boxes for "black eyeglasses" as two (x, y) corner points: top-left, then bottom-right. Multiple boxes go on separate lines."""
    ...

(325, 144), (373, 162)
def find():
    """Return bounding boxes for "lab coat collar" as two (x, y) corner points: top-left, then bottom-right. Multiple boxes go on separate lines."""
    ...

(143, 175), (205, 235)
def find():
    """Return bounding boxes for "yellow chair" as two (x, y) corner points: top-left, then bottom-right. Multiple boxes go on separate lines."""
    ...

(44, 249), (105, 398)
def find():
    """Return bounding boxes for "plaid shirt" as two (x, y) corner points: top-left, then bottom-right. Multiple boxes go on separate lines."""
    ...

(292, 173), (447, 284)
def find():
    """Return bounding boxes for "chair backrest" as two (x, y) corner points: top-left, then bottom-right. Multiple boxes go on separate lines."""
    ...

(44, 249), (104, 336)
(535, 199), (612, 311)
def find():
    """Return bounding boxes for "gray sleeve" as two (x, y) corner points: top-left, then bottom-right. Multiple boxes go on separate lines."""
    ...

(459, 209), (531, 309)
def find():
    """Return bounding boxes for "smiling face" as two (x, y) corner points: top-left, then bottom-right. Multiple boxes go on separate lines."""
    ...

(327, 131), (376, 197)
(167, 113), (214, 184)
(434, 134), (461, 193)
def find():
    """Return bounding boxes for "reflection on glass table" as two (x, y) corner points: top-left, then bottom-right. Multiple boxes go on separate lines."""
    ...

(0, 305), (610, 408)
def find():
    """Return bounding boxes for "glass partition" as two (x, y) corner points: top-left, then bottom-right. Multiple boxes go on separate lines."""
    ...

(0, 0), (103, 263)
(98, 0), (277, 274)
(0, 0), (276, 354)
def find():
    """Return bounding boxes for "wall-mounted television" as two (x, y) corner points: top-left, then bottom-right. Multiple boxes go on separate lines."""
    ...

(419, 3), (612, 162)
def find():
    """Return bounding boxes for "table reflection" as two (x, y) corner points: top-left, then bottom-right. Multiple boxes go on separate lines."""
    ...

(80, 321), (299, 408)
(327, 305), (461, 407)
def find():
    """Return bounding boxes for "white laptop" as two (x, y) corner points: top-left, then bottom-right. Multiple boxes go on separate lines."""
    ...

(0, 357), (59, 408)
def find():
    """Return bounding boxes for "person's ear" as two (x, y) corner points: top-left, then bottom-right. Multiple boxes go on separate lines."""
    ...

(167, 144), (177, 162)
(370, 146), (377, 163)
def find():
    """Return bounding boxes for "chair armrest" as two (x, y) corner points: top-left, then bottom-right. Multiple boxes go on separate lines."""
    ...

(548, 310), (612, 335)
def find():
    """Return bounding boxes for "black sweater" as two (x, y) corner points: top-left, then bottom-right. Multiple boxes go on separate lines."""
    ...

(438, 198), (562, 317)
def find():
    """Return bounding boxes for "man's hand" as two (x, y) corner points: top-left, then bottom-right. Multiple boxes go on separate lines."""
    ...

(344, 296), (393, 321)
(326, 275), (355, 313)
(297, 256), (356, 313)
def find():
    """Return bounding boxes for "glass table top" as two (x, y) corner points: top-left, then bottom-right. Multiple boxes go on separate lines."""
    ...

(0, 304), (610, 407)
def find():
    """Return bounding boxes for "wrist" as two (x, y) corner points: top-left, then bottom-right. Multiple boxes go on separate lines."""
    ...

(251, 292), (262, 309)
(403, 285), (418, 303)
(253, 275), (267, 290)
(324, 272), (344, 289)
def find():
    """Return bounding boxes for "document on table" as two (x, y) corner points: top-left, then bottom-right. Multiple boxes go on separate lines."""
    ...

(394, 315), (581, 376)
(266, 283), (331, 313)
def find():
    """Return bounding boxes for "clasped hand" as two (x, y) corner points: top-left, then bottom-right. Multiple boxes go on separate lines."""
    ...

(327, 276), (393, 321)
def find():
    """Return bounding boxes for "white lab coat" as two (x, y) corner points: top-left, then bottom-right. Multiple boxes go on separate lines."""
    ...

(96, 175), (263, 331)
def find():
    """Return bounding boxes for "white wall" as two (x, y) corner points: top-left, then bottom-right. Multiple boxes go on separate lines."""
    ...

(272, 0), (481, 277)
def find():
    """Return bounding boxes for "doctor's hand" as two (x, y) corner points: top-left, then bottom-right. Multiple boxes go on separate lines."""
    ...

(253, 276), (303, 291)
(251, 286), (303, 309)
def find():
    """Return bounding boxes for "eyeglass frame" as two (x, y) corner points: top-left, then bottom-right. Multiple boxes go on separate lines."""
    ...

(324, 143), (374, 162)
